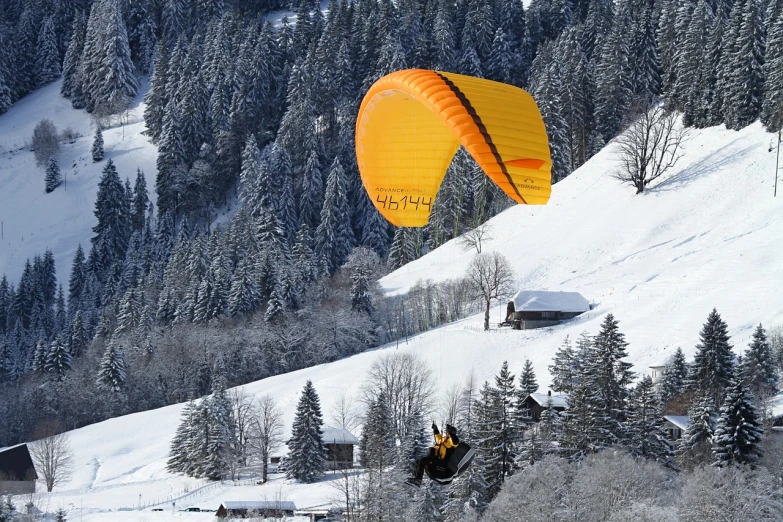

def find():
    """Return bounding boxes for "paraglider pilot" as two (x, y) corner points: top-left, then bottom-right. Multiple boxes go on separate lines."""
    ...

(406, 423), (459, 487)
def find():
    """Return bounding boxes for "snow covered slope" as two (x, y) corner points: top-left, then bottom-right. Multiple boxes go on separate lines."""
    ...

(382, 120), (783, 366)
(14, 119), (782, 520)
(0, 79), (157, 284)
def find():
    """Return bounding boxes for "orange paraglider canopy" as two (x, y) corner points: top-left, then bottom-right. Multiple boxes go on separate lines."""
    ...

(355, 69), (552, 227)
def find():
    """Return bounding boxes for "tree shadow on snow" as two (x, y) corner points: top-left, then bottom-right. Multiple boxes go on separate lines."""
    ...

(650, 140), (756, 193)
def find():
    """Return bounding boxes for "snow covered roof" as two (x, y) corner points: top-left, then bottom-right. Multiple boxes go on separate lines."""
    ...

(527, 393), (569, 409)
(0, 443), (27, 454)
(511, 291), (590, 313)
(322, 428), (359, 445)
(220, 501), (297, 511)
(663, 416), (689, 430)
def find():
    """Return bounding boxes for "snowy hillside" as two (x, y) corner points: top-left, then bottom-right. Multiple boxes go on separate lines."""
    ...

(0, 79), (157, 284)
(9, 118), (782, 520)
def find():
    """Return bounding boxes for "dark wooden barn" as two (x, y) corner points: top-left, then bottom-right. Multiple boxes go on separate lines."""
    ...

(322, 428), (358, 471)
(505, 291), (590, 330)
(0, 443), (38, 494)
(518, 392), (569, 422)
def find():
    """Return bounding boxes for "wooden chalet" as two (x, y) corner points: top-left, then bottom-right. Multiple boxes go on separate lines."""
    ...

(322, 428), (358, 471)
(0, 443), (38, 494)
(519, 392), (569, 422)
(216, 500), (296, 518)
(505, 291), (590, 330)
(662, 416), (689, 445)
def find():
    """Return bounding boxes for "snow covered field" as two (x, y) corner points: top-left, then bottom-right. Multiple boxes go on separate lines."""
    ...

(3, 112), (779, 519)
(0, 79), (158, 284)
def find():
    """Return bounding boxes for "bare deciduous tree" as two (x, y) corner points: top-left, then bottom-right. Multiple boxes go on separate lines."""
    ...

(458, 223), (493, 254)
(465, 252), (516, 331)
(329, 390), (361, 434)
(230, 388), (254, 465)
(361, 352), (436, 443)
(29, 421), (74, 492)
(438, 383), (462, 427)
(769, 324), (783, 373)
(248, 395), (284, 484)
(31, 119), (60, 167)
(615, 105), (688, 194)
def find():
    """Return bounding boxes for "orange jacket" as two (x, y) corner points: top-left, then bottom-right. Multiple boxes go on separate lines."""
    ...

(433, 432), (458, 459)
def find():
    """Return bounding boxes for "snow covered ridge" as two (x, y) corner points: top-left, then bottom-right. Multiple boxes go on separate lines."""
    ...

(5, 115), (778, 520)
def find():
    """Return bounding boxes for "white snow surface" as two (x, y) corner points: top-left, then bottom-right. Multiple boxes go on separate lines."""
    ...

(0, 79), (157, 284)
(2, 82), (783, 519)
(510, 290), (591, 312)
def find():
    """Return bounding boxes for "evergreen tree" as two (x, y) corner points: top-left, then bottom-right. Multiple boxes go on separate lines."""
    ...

(405, 481), (445, 522)
(96, 339), (126, 392)
(70, 310), (88, 358)
(89, 0), (139, 114)
(68, 245), (87, 319)
(350, 267), (373, 315)
(54, 508), (66, 522)
(264, 284), (284, 323)
(658, 347), (689, 407)
(0, 68), (11, 117)
(91, 159), (130, 282)
(203, 367), (238, 480)
(45, 156), (62, 193)
(762, 8), (783, 132)
(131, 169), (149, 234)
(143, 43), (170, 142)
(36, 16), (61, 87)
(517, 359), (538, 397)
(315, 158), (355, 273)
(299, 146), (323, 231)
(549, 335), (582, 395)
(44, 336), (71, 380)
(702, 7), (728, 126)
(627, 375), (672, 464)
(594, 1), (633, 141)
(92, 128), (104, 162)
(740, 324), (779, 406)
(582, 314), (635, 447)
(678, 0), (712, 126)
(286, 380), (327, 483)
(33, 339), (47, 373)
(712, 377), (764, 466)
(227, 261), (260, 317)
(724, 0), (765, 130)
(55, 285), (67, 333)
(359, 392), (395, 470)
(687, 308), (735, 407)
(677, 395), (715, 470)
(167, 398), (197, 474)
(473, 380), (504, 502)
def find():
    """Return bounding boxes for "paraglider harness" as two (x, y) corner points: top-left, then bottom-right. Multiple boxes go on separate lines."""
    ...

(417, 423), (476, 485)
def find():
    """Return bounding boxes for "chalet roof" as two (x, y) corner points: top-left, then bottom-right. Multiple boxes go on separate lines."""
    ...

(511, 291), (590, 313)
(0, 443), (38, 481)
(527, 393), (569, 409)
(220, 501), (297, 511)
(663, 416), (689, 430)
(322, 428), (359, 445)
